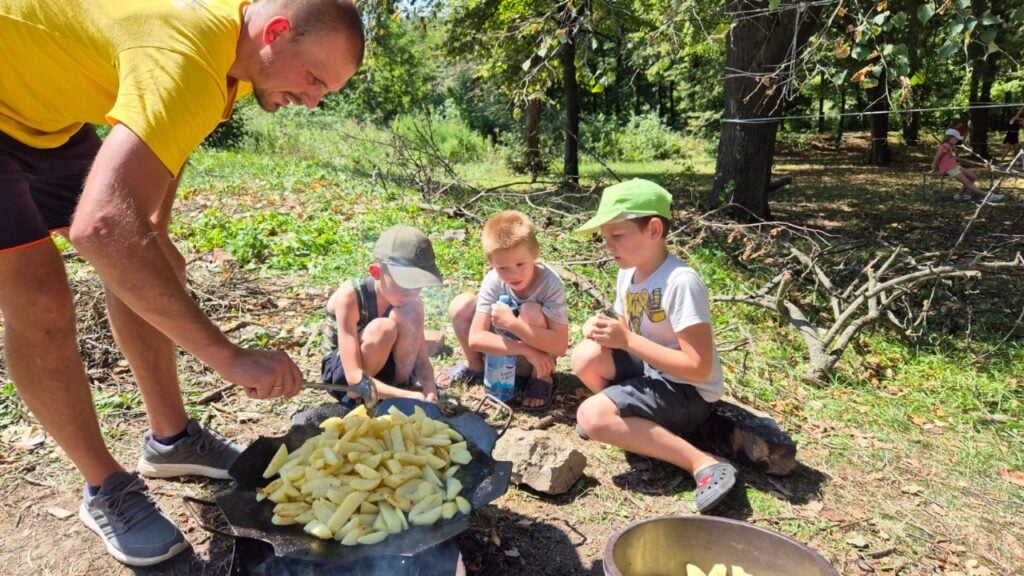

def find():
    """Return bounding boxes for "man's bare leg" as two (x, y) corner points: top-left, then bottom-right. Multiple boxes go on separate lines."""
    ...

(106, 291), (188, 437)
(0, 240), (122, 486)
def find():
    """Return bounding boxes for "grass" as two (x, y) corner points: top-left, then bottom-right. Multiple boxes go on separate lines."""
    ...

(1, 110), (1022, 574)
(171, 115), (1024, 569)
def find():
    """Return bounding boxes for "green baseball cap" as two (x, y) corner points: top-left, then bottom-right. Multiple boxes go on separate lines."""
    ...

(373, 226), (444, 289)
(576, 179), (672, 234)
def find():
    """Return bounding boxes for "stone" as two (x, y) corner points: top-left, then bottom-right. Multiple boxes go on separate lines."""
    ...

(425, 329), (446, 357)
(493, 428), (586, 495)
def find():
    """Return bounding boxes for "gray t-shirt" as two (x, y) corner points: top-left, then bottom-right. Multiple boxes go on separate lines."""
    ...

(476, 262), (569, 326)
(613, 254), (723, 402)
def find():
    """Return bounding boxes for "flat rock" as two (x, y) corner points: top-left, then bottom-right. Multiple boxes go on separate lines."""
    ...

(493, 428), (586, 495)
(425, 329), (446, 357)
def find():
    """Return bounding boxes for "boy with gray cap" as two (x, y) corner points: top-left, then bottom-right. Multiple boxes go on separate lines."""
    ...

(321, 225), (442, 405)
(570, 179), (736, 513)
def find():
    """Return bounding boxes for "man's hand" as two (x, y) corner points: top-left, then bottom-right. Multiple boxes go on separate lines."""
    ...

(589, 314), (630, 350)
(490, 301), (518, 333)
(523, 347), (555, 379)
(217, 346), (302, 400)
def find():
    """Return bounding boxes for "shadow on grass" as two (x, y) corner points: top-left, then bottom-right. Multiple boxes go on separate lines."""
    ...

(457, 505), (592, 576)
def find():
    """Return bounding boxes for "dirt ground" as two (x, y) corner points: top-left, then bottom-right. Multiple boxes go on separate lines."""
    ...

(2, 135), (1023, 575)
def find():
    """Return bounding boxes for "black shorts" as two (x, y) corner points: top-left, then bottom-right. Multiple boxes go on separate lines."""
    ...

(0, 126), (100, 251)
(320, 350), (397, 404)
(601, 349), (712, 436)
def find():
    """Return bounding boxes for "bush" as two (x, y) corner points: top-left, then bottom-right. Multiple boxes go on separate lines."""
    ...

(390, 110), (489, 165)
(578, 113), (622, 159)
(615, 113), (686, 161)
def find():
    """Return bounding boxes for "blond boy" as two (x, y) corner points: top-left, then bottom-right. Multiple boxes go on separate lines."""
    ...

(441, 211), (569, 411)
(571, 179), (736, 513)
(321, 226), (441, 406)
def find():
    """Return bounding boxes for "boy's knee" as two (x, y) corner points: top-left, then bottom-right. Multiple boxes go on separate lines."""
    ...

(576, 395), (616, 440)
(519, 302), (547, 327)
(363, 317), (398, 345)
(570, 339), (603, 374)
(449, 293), (476, 328)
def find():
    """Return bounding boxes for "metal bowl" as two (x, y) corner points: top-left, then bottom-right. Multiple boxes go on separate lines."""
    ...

(603, 516), (838, 576)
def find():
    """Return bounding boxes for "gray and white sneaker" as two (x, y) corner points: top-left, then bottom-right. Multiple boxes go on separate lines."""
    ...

(79, 471), (189, 566)
(137, 419), (243, 480)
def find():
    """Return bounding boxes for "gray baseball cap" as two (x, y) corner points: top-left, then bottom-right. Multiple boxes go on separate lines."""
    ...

(373, 226), (443, 289)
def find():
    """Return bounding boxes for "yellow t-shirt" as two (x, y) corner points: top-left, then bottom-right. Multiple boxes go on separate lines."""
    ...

(0, 0), (253, 176)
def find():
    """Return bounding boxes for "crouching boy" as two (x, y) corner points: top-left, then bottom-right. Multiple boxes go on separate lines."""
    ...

(441, 210), (569, 412)
(571, 179), (736, 513)
(321, 225), (441, 406)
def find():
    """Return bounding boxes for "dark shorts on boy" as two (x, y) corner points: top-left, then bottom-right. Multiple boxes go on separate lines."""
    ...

(1, 126), (101, 251)
(602, 348), (712, 436)
(321, 350), (399, 405)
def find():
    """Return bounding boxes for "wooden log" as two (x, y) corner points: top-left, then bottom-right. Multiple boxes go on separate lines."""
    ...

(690, 397), (798, 476)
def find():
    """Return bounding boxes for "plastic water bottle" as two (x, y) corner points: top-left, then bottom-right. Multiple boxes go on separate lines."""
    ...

(483, 295), (517, 402)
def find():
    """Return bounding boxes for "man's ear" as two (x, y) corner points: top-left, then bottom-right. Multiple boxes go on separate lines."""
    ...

(262, 16), (292, 45)
(368, 263), (382, 279)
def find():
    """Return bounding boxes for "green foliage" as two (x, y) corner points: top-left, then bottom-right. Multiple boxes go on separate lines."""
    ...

(0, 381), (24, 427)
(204, 107), (250, 150)
(180, 210), (350, 272)
(614, 113), (687, 161)
(391, 108), (490, 164)
(322, 17), (442, 121)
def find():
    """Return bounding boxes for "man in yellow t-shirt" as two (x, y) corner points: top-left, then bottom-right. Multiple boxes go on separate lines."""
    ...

(0, 0), (363, 566)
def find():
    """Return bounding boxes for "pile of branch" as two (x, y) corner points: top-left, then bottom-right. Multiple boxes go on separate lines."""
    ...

(715, 243), (1024, 383)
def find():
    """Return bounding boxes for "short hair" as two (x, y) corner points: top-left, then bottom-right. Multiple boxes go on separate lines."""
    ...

(265, 0), (366, 65)
(629, 215), (671, 240)
(481, 211), (540, 258)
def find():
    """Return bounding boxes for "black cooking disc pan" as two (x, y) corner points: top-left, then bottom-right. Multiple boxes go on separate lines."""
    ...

(187, 399), (512, 564)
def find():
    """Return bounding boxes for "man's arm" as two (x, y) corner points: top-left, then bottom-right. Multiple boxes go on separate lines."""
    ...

(70, 125), (300, 398)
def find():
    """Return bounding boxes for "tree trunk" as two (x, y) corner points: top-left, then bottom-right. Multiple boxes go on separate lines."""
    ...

(968, 55), (998, 159)
(817, 73), (826, 133)
(867, 78), (890, 166)
(561, 34), (580, 185)
(708, 0), (824, 219)
(834, 85), (846, 149)
(901, 111), (920, 146)
(524, 96), (543, 178)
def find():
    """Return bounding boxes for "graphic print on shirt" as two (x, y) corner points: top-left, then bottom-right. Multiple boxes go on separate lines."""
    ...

(625, 288), (666, 333)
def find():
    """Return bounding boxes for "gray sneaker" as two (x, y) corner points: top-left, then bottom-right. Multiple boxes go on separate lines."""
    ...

(79, 471), (189, 566)
(137, 420), (243, 480)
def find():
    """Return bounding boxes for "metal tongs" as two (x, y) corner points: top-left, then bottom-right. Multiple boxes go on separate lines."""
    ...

(302, 376), (379, 415)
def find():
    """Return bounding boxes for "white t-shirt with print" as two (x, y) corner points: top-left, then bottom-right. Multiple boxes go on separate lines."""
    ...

(613, 254), (723, 401)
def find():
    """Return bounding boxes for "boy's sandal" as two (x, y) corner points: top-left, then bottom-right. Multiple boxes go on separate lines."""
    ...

(519, 378), (553, 413)
(436, 362), (482, 389)
(694, 463), (737, 514)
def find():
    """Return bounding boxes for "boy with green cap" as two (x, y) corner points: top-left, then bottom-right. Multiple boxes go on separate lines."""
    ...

(571, 179), (736, 513)
(320, 225), (442, 406)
